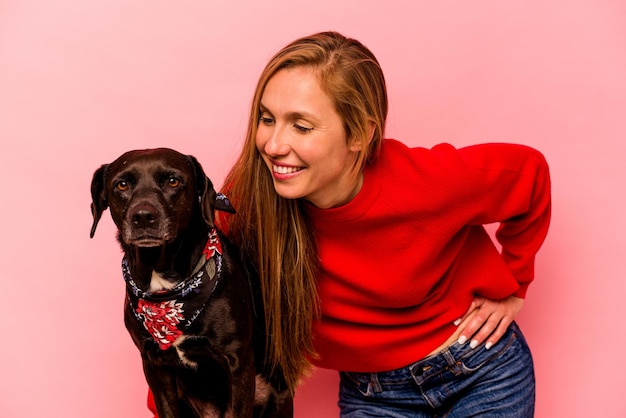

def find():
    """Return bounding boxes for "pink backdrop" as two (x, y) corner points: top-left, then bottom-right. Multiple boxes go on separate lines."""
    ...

(1, 1), (624, 417)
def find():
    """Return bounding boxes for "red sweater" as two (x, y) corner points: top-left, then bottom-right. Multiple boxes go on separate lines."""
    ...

(304, 138), (551, 372)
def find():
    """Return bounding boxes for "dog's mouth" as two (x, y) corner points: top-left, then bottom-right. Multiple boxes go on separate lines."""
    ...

(123, 227), (173, 247)
(129, 235), (169, 247)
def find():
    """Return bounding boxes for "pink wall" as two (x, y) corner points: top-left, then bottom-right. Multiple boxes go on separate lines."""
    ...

(1, 1), (624, 416)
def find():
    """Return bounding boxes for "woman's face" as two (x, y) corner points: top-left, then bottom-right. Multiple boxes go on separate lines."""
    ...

(256, 66), (362, 209)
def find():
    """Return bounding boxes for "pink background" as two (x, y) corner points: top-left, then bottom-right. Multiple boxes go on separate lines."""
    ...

(1, 1), (624, 417)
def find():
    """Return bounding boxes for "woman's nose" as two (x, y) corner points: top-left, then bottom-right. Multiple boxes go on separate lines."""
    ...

(263, 126), (290, 156)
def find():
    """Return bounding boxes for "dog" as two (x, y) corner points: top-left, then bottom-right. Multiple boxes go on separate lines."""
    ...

(90, 148), (292, 418)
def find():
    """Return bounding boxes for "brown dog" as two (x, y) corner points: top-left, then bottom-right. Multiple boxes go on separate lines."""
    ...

(90, 148), (292, 418)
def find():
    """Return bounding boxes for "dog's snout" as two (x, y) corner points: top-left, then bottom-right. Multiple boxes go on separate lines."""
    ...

(123, 201), (170, 246)
(131, 204), (158, 229)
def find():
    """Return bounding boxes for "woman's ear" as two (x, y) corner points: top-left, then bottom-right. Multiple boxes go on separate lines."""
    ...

(349, 120), (376, 152)
(348, 137), (362, 152)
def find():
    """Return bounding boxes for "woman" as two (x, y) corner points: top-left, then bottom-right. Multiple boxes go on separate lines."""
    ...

(173, 31), (550, 416)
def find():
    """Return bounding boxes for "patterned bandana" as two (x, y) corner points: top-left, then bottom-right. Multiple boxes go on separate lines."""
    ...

(122, 229), (223, 350)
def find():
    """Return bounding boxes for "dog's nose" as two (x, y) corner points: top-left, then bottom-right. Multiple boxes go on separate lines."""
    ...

(131, 204), (158, 229)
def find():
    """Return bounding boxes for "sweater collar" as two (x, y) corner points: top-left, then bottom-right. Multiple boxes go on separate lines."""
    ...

(304, 141), (384, 223)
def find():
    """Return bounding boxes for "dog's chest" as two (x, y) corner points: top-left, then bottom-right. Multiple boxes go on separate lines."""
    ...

(149, 270), (176, 292)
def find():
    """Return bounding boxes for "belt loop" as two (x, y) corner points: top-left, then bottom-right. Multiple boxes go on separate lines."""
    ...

(441, 348), (456, 367)
(369, 373), (383, 393)
(441, 348), (462, 375)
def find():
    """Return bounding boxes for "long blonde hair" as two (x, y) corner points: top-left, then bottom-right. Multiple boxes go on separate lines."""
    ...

(222, 31), (388, 391)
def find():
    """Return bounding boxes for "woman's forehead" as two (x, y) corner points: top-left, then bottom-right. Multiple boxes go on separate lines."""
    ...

(261, 67), (335, 118)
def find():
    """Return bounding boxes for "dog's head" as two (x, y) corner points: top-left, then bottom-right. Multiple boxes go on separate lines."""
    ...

(89, 148), (235, 247)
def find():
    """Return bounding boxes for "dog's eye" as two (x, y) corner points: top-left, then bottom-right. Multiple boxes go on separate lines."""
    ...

(167, 177), (181, 188)
(115, 181), (129, 191)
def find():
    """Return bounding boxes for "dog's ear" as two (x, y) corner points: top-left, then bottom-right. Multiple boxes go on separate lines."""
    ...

(187, 155), (236, 228)
(90, 164), (109, 238)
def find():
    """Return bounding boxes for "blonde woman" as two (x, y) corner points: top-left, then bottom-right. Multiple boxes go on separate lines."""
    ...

(150, 31), (551, 417)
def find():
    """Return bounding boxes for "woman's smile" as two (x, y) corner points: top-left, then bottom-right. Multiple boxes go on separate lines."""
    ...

(271, 161), (305, 177)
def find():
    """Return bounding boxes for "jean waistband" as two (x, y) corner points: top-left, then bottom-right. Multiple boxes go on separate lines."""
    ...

(341, 321), (521, 385)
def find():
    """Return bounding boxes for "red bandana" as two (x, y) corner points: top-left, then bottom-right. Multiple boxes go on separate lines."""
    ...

(123, 229), (223, 350)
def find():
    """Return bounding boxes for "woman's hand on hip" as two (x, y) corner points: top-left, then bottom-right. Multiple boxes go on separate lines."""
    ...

(455, 295), (524, 350)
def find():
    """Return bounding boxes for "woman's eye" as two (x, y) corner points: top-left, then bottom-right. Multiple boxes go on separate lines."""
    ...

(167, 177), (181, 188)
(294, 123), (314, 133)
(115, 181), (129, 191)
(259, 111), (274, 125)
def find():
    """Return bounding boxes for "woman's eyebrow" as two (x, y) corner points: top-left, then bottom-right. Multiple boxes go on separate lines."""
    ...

(259, 102), (317, 121)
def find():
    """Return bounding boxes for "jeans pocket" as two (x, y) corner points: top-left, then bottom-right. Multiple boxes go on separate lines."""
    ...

(457, 329), (518, 374)
(340, 372), (373, 397)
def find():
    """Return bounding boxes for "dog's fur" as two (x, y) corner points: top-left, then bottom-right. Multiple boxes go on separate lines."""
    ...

(90, 148), (292, 418)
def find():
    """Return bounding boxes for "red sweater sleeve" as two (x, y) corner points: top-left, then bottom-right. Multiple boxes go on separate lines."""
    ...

(494, 147), (551, 297)
(147, 389), (158, 417)
(454, 143), (552, 297)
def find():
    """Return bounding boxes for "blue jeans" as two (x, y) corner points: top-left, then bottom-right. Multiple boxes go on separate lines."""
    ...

(338, 322), (535, 417)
